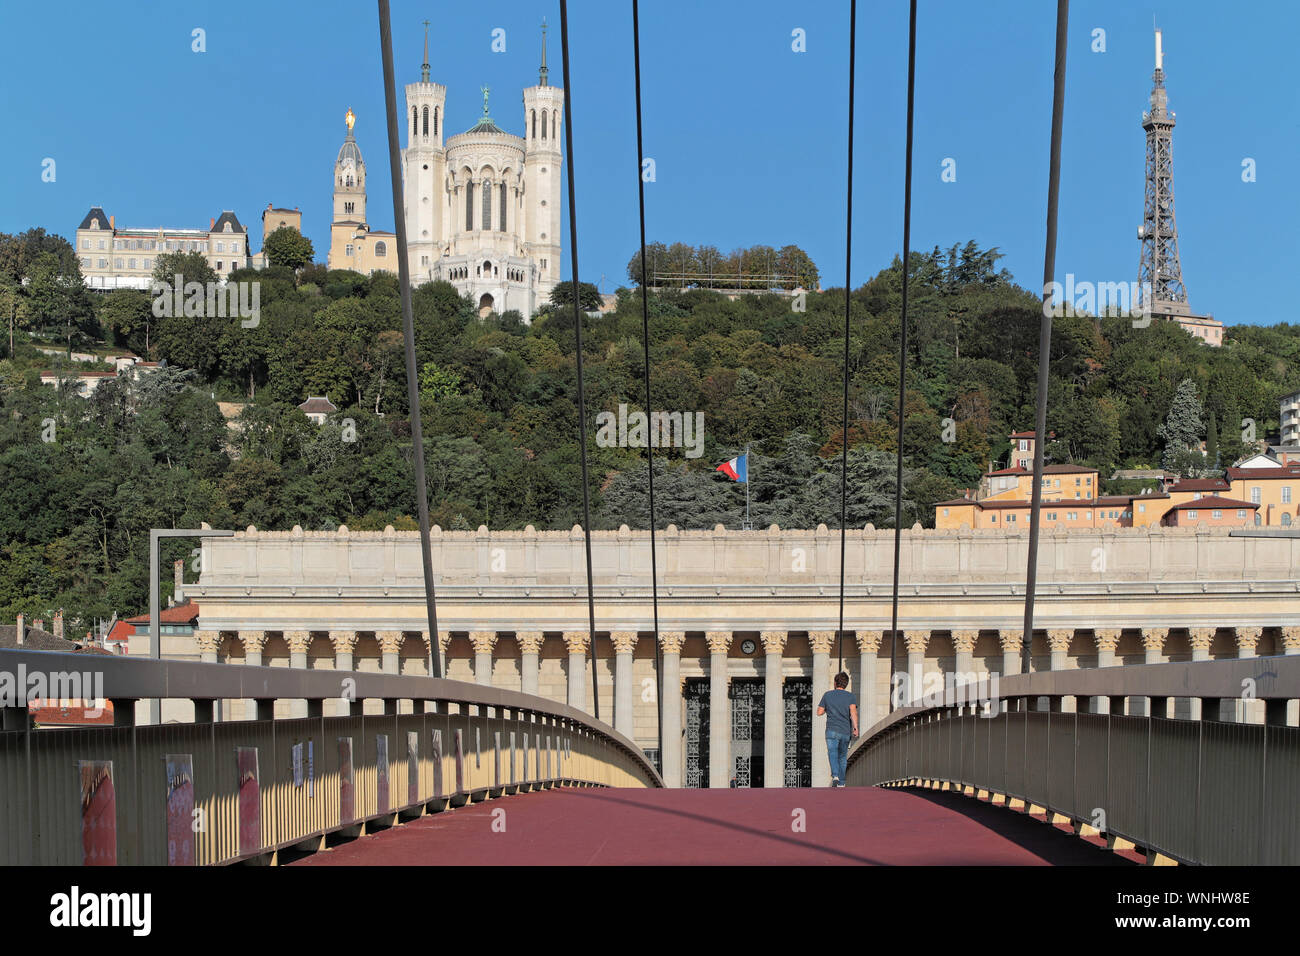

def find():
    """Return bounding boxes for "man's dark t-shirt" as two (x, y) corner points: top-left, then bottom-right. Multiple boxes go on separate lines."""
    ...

(819, 688), (857, 736)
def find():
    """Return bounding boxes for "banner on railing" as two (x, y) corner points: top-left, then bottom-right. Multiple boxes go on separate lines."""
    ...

(454, 729), (464, 794)
(494, 731), (502, 789)
(431, 729), (443, 799)
(407, 731), (419, 806)
(339, 737), (355, 823)
(376, 734), (389, 813)
(79, 760), (116, 866)
(165, 754), (194, 866)
(236, 747), (260, 857)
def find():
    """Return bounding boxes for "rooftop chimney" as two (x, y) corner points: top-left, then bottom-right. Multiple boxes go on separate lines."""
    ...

(15, 613), (24, 645)
(33, 619), (44, 633)
(53, 609), (64, 641)
(108, 215), (115, 229)
(210, 217), (216, 230)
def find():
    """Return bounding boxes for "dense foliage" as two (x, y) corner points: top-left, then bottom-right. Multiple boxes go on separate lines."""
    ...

(2, 230), (1298, 630)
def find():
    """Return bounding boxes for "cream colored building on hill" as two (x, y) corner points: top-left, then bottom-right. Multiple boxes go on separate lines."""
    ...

(326, 25), (562, 318)
(75, 207), (249, 289)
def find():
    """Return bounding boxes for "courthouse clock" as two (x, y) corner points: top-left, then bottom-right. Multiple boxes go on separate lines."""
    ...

(740, 639), (756, 655)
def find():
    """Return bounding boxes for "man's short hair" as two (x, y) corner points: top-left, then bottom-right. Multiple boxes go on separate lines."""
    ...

(834, 672), (849, 689)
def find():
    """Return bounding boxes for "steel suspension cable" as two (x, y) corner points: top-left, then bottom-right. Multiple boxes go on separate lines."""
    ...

(886, 0), (918, 712)
(558, 0), (601, 721)
(631, 0), (664, 766)
(836, 0), (857, 675)
(1022, 0), (1070, 674)
(377, 0), (441, 678)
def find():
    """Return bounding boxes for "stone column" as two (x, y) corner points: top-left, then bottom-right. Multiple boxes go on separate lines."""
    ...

(515, 631), (544, 697)
(761, 631), (787, 789)
(904, 630), (930, 706)
(376, 630), (404, 675)
(1091, 629), (1122, 714)
(1282, 627), (1300, 725)
(1047, 629), (1072, 670)
(706, 631), (732, 789)
(239, 630), (267, 720)
(1235, 626), (1263, 723)
(611, 631), (638, 738)
(950, 630), (979, 712)
(809, 630), (835, 787)
(998, 629), (1022, 678)
(195, 629), (221, 664)
(1133, 627), (1168, 717)
(855, 630), (883, 728)
(328, 630), (358, 717)
(285, 629), (312, 718)
(563, 631), (589, 712)
(659, 632), (686, 788)
(435, 630), (451, 679)
(1185, 627), (1215, 720)
(469, 631), (498, 687)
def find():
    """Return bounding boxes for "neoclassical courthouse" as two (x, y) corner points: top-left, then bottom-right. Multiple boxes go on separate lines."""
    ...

(154, 524), (1300, 789)
(327, 26), (563, 318)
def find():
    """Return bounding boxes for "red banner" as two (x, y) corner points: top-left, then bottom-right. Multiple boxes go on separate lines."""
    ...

(165, 754), (195, 866)
(79, 760), (116, 866)
(236, 747), (260, 857)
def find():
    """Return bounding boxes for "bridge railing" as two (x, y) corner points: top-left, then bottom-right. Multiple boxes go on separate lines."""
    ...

(845, 655), (1300, 865)
(0, 649), (662, 866)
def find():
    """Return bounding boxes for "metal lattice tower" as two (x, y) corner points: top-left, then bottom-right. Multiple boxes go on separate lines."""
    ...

(1137, 29), (1188, 312)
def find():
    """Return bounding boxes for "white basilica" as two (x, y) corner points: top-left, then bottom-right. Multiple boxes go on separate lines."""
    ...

(327, 25), (563, 319)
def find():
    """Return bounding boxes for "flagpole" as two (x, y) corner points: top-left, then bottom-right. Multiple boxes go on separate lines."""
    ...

(744, 443), (751, 530)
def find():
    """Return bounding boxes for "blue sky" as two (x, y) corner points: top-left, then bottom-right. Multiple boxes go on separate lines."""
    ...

(2, 0), (1296, 326)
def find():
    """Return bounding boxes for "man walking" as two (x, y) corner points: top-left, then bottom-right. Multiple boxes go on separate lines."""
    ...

(817, 672), (858, 787)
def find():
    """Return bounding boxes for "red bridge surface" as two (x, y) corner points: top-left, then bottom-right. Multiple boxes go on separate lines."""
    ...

(292, 787), (1136, 866)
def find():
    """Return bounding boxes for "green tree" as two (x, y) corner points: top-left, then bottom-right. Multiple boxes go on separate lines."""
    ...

(262, 227), (315, 272)
(549, 280), (602, 311)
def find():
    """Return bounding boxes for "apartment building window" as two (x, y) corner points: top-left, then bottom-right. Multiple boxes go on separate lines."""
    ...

(1138, 503), (1146, 513)
(1075, 478), (1081, 486)
(114, 258), (123, 268)
(1188, 511), (1197, 520)
(942, 508), (950, 517)
(1251, 487), (1262, 504)
(217, 241), (224, 252)
(1053, 479), (1059, 487)
(144, 259), (151, 269)
(232, 241), (240, 253)
(345, 244), (354, 256)
(98, 258), (107, 268)
(1237, 510), (1246, 519)
(990, 514), (997, 522)
(216, 261), (222, 270)
(81, 239), (89, 249)
(1068, 512), (1077, 520)
(127, 258), (135, 269)
(1213, 510), (1222, 519)
(79, 257), (89, 269)
(1046, 512), (1056, 520)
(1007, 514), (1016, 523)
(1284, 487), (1292, 504)
(1084, 511), (1091, 520)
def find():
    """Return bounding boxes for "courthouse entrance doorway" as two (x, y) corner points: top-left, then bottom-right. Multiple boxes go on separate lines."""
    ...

(684, 678), (709, 788)
(684, 676), (813, 788)
(730, 678), (764, 787)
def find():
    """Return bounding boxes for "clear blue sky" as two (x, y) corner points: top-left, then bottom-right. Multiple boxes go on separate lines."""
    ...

(2, 0), (1296, 325)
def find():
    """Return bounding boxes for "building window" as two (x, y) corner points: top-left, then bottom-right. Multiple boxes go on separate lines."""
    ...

(412, 106), (418, 136)
(990, 515), (997, 522)
(114, 258), (123, 268)
(434, 106), (438, 135)
(98, 239), (106, 250)
(422, 105), (429, 136)
(1007, 514), (1016, 523)
(127, 258), (135, 269)
(1187, 510), (1197, 520)
(1046, 512), (1055, 520)
(1237, 510), (1246, 519)
(482, 182), (492, 231)
(375, 241), (387, 257)
(942, 508), (949, 517)
(541, 109), (547, 139)
(466, 182), (474, 230)
(345, 244), (354, 255)
(1255, 513), (1262, 526)
(500, 186), (507, 232)
(553, 111), (556, 138)
(81, 239), (89, 249)
(98, 258), (107, 268)
(217, 241), (224, 252)
(1213, 510), (1222, 519)
(531, 109), (536, 138)
(144, 259), (151, 269)
(1251, 487), (1262, 504)
(1284, 487), (1292, 504)
(1053, 479), (1059, 487)
(1138, 503), (1146, 513)
(1284, 514), (1293, 526)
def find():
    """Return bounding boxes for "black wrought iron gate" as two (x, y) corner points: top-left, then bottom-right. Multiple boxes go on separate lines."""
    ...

(684, 678), (709, 788)
(784, 677), (812, 787)
(730, 678), (764, 787)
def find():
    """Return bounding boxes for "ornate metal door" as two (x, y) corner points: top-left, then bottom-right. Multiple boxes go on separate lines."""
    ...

(730, 679), (765, 787)
(684, 679), (709, 788)
(783, 678), (812, 787)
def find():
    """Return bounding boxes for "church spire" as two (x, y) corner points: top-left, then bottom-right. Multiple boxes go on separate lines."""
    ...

(539, 19), (548, 86)
(421, 18), (431, 82)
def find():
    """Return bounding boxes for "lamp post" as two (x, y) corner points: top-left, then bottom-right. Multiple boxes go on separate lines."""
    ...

(148, 528), (234, 724)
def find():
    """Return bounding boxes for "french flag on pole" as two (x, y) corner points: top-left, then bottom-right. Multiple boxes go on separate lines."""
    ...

(716, 453), (748, 483)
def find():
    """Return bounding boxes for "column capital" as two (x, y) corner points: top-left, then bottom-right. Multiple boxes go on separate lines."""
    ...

(997, 629), (1022, 654)
(238, 629), (267, 653)
(1092, 628), (1121, 652)
(1281, 626), (1300, 652)
(610, 631), (638, 654)
(562, 631), (590, 654)
(1235, 626), (1262, 652)
(1140, 627), (1169, 652)
(658, 631), (686, 654)
(903, 630), (930, 654)
(808, 631), (836, 655)
(1046, 629), (1073, 653)
(469, 630), (498, 654)
(1187, 627), (1215, 651)
(760, 631), (788, 654)
(376, 630), (405, 654)
(950, 629), (980, 654)
(436, 630), (452, 652)
(328, 629), (358, 653)
(194, 629), (221, 655)
(284, 629), (312, 654)
(706, 631), (732, 654)
(515, 631), (544, 654)
(855, 630), (883, 654)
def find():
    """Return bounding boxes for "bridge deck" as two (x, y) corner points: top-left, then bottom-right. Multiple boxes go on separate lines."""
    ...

(292, 787), (1137, 866)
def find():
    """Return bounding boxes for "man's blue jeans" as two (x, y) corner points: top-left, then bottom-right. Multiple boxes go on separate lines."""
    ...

(826, 731), (850, 784)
